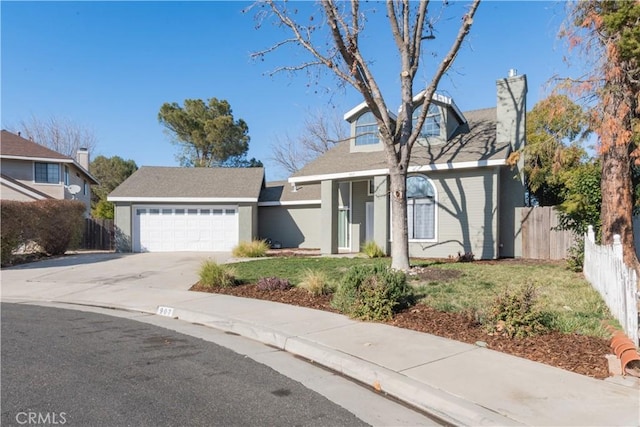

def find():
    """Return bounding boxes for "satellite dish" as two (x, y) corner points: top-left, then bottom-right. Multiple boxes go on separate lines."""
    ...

(67, 185), (81, 195)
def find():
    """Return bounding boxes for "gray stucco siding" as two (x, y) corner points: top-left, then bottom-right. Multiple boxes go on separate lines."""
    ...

(238, 203), (258, 243)
(114, 203), (133, 252)
(408, 168), (499, 259)
(258, 205), (321, 249)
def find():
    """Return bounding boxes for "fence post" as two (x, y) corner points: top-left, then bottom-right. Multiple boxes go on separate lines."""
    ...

(587, 225), (595, 244)
(613, 234), (623, 260)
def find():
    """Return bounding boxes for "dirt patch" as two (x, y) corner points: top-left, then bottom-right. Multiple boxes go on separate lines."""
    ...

(190, 279), (611, 380)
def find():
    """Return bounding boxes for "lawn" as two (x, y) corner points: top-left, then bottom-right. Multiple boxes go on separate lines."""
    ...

(227, 256), (614, 338)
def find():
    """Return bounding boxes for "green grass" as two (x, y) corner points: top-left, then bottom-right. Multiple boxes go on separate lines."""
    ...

(227, 257), (614, 337)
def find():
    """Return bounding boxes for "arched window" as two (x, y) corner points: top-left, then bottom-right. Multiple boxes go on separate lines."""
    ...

(412, 104), (441, 138)
(355, 111), (378, 145)
(406, 175), (435, 240)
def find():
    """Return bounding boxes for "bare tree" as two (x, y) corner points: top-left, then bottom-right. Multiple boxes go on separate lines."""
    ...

(12, 115), (98, 157)
(252, 0), (480, 270)
(271, 109), (348, 175)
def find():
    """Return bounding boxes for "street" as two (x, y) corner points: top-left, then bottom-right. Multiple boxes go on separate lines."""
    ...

(1, 303), (439, 427)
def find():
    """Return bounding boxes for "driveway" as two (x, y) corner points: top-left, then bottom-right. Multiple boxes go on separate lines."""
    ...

(1, 252), (233, 291)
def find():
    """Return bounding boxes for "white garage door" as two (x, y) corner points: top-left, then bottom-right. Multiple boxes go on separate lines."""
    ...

(133, 206), (238, 252)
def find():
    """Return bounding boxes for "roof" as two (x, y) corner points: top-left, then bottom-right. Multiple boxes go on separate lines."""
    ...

(259, 180), (321, 205)
(0, 130), (99, 184)
(290, 108), (506, 183)
(1, 130), (72, 160)
(108, 166), (265, 202)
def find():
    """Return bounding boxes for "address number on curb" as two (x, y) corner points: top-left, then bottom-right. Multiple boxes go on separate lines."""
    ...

(157, 306), (175, 317)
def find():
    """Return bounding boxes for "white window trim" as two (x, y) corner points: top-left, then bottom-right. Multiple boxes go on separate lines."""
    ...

(388, 174), (438, 244)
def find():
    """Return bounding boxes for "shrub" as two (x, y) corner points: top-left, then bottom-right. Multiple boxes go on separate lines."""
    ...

(566, 239), (584, 272)
(32, 200), (85, 255)
(297, 269), (334, 296)
(256, 276), (292, 291)
(361, 240), (385, 258)
(456, 252), (475, 262)
(232, 240), (269, 258)
(1, 201), (30, 265)
(331, 264), (414, 321)
(199, 260), (237, 288)
(485, 283), (550, 338)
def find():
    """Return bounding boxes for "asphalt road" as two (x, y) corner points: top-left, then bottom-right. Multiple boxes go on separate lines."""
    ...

(1, 303), (371, 427)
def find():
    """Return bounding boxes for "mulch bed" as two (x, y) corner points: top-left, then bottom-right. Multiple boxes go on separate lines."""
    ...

(190, 281), (612, 379)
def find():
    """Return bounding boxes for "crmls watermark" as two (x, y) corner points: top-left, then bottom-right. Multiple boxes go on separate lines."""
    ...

(15, 412), (67, 425)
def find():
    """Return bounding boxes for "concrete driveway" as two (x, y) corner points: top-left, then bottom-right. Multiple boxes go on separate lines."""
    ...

(1, 252), (233, 291)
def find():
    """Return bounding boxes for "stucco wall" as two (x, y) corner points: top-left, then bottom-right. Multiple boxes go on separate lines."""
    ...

(408, 168), (499, 259)
(238, 204), (258, 243)
(114, 203), (133, 252)
(1, 159), (92, 215)
(258, 205), (321, 249)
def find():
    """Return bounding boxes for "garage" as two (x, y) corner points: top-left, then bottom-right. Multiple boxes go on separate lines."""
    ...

(133, 205), (238, 252)
(108, 167), (264, 253)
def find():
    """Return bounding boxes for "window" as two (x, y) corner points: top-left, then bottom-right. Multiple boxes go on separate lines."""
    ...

(64, 166), (70, 186)
(412, 104), (441, 138)
(406, 175), (435, 240)
(83, 180), (88, 195)
(355, 111), (378, 146)
(34, 163), (60, 184)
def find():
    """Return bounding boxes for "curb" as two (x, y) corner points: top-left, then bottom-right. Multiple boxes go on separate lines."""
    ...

(4, 297), (519, 426)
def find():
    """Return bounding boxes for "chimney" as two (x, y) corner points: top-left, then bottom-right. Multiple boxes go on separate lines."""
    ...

(496, 71), (527, 156)
(76, 147), (90, 171)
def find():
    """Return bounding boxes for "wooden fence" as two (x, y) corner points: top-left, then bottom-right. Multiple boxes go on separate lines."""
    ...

(583, 226), (639, 345)
(519, 207), (576, 260)
(81, 218), (114, 250)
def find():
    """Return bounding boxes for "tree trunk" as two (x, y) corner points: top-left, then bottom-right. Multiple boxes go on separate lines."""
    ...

(389, 168), (410, 271)
(600, 143), (639, 269)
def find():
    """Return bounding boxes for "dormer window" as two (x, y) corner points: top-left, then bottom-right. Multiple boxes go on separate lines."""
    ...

(355, 111), (378, 146)
(412, 104), (441, 138)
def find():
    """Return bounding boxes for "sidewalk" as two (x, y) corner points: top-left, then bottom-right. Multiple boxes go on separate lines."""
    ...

(2, 253), (639, 426)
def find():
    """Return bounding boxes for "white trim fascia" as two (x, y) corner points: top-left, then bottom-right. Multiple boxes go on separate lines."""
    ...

(258, 200), (321, 207)
(108, 196), (257, 203)
(0, 177), (48, 200)
(343, 103), (398, 123)
(1, 155), (74, 164)
(289, 159), (507, 184)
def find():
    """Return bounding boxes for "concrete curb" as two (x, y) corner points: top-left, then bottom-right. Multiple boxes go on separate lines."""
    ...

(3, 296), (519, 426)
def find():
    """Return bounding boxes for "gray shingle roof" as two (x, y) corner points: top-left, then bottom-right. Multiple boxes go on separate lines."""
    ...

(259, 180), (321, 203)
(109, 166), (265, 200)
(290, 108), (506, 181)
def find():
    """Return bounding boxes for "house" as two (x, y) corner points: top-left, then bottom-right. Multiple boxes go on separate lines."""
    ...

(109, 72), (527, 259)
(0, 130), (98, 215)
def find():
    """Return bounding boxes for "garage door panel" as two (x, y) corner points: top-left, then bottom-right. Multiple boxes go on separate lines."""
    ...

(134, 205), (238, 252)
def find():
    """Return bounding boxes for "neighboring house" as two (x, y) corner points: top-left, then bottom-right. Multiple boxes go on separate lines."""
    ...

(110, 72), (527, 259)
(0, 130), (98, 215)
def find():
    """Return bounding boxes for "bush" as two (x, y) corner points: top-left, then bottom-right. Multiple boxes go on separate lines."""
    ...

(298, 269), (334, 296)
(1, 199), (84, 264)
(566, 239), (584, 272)
(232, 240), (269, 258)
(256, 276), (292, 291)
(331, 264), (414, 321)
(485, 283), (550, 338)
(1, 201), (31, 265)
(456, 252), (475, 262)
(199, 260), (237, 288)
(32, 200), (85, 255)
(361, 240), (385, 258)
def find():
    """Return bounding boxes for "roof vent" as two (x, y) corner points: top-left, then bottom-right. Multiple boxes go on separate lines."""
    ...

(508, 69), (518, 78)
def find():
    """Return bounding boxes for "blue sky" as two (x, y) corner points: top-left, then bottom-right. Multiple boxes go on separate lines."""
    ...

(2, 1), (576, 181)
